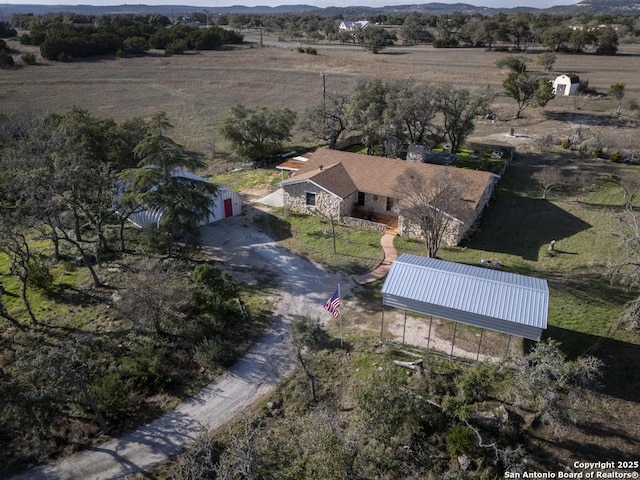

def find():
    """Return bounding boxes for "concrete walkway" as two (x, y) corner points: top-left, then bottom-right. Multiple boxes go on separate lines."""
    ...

(354, 230), (398, 285)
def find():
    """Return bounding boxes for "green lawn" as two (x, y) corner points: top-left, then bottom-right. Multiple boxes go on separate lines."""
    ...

(209, 167), (281, 193)
(254, 210), (384, 275)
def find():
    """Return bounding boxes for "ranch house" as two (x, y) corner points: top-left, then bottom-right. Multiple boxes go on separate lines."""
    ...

(339, 20), (370, 31)
(279, 149), (499, 246)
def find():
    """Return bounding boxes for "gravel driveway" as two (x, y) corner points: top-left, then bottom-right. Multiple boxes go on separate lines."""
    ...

(10, 212), (353, 480)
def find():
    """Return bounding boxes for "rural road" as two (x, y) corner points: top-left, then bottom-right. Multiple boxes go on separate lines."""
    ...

(10, 211), (352, 480)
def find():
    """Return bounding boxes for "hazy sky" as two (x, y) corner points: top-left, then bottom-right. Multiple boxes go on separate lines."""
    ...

(3, 0), (580, 8)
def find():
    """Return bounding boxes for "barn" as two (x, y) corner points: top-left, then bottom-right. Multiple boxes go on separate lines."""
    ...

(118, 168), (242, 229)
(381, 254), (549, 344)
(553, 74), (580, 96)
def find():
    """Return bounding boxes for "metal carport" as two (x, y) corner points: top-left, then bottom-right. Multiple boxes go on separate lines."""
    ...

(381, 254), (548, 356)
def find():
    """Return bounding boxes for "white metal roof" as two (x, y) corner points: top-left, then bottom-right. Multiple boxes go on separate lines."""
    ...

(381, 254), (548, 341)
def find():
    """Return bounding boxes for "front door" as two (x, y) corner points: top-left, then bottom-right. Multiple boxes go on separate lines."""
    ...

(224, 198), (233, 218)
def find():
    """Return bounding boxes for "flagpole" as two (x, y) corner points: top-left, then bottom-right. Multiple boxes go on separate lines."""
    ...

(338, 283), (343, 348)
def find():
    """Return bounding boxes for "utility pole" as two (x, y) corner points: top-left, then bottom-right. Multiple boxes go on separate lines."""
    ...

(321, 72), (327, 139)
(321, 72), (326, 111)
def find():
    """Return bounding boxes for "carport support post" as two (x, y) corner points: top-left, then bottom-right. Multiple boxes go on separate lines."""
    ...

(476, 329), (484, 362)
(380, 305), (385, 343)
(450, 322), (458, 358)
(426, 315), (433, 351)
(402, 310), (407, 344)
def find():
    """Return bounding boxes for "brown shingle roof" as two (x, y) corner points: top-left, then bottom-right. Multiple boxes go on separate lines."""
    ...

(283, 162), (358, 199)
(281, 148), (496, 222)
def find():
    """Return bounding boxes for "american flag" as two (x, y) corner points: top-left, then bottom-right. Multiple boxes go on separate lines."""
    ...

(323, 288), (340, 318)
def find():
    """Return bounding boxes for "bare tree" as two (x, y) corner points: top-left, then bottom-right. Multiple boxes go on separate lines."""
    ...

(289, 317), (328, 403)
(168, 428), (217, 480)
(609, 207), (640, 330)
(115, 258), (191, 336)
(511, 340), (601, 438)
(532, 165), (563, 199)
(396, 167), (471, 258)
(618, 172), (640, 209)
(301, 92), (351, 150)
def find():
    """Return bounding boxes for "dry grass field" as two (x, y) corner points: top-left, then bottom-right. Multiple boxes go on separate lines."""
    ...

(2, 35), (639, 155)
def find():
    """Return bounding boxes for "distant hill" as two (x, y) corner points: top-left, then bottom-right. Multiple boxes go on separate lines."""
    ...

(574, 0), (640, 13)
(1, 0), (639, 20)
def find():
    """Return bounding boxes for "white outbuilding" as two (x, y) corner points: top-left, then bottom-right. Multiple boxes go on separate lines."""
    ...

(553, 74), (580, 96)
(117, 168), (242, 229)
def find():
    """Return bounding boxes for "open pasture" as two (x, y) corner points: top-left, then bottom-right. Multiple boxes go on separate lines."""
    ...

(2, 36), (639, 154)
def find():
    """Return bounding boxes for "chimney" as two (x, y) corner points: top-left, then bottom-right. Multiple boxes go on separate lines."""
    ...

(319, 164), (323, 171)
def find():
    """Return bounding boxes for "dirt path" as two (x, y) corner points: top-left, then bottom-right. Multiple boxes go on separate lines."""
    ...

(10, 215), (352, 480)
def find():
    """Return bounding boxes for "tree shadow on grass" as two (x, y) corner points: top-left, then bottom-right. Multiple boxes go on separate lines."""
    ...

(471, 194), (592, 261)
(544, 111), (624, 127)
(252, 209), (292, 242)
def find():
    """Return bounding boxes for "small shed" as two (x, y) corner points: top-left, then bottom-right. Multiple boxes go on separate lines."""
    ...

(553, 74), (580, 96)
(120, 168), (242, 229)
(381, 254), (549, 342)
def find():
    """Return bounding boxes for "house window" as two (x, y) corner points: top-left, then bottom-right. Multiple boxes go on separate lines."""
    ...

(306, 192), (316, 206)
(386, 197), (394, 211)
(357, 192), (365, 206)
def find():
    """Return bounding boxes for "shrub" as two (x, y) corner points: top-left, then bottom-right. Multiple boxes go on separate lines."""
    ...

(121, 36), (149, 55)
(20, 52), (36, 65)
(193, 336), (235, 369)
(591, 147), (603, 159)
(0, 50), (14, 66)
(297, 46), (304, 53)
(120, 339), (171, 392)
(165, 39), (187, 55)
(561, 138), (571, 149)
(610, 150), (622, 163)
(91, 372), (137, 420)
(27, 257), (54, 291)
(305, 47), (317, 55)
(445, 425), (476, 457)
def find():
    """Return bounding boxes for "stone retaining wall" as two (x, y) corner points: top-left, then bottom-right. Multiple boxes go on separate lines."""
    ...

(341, 216), (387, 232)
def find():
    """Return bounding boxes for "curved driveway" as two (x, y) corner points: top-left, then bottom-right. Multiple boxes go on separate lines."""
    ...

(11, 214), (351, 480)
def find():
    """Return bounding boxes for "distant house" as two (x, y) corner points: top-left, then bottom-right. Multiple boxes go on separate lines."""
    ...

(339, 20), (370, 31)
(116, 168), (242, 229)
(553, 74), (580, 96)
(279, 149), (499, 246)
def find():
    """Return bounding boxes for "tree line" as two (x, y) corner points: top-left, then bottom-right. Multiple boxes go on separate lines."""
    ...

(9, 14), (242, 61)
(217, 10), (635, 52)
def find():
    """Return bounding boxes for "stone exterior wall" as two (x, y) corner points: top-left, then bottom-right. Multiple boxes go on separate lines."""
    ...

(282, 182), (341, 219)
(398, 216), (462, 247)
(456, 175), (499, 243)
